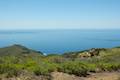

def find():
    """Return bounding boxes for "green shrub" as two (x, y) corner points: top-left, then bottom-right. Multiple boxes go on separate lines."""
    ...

(97, 62), (120, 71)
(58, 61), (88, 76)
(86, 63), (97, 72)
(24, 60), (58, 76)
(0, 64), (22, 77)
(33, 66), (49, 76)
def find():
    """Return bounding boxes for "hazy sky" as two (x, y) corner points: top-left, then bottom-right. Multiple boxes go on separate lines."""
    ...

(0, 0), (120, 30)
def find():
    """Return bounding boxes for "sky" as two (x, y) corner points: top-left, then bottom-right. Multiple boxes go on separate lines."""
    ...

(0, 0), (120, 30)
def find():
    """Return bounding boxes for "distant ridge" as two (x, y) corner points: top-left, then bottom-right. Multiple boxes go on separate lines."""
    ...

(0, 44), (43, 56)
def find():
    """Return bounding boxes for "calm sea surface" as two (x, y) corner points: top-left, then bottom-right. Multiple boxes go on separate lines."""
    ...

(0, 29), (120, 54)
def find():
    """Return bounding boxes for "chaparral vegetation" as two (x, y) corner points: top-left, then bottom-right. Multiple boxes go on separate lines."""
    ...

(0, 44), (120, 80)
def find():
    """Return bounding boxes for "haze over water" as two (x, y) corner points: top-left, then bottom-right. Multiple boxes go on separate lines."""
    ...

(0, 29), (120, 54)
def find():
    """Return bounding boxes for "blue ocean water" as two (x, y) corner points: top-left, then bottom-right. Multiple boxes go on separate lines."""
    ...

(0, 29), (120, 54)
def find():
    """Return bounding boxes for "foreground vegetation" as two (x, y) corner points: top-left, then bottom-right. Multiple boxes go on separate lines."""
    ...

(0, 44), (120, 79)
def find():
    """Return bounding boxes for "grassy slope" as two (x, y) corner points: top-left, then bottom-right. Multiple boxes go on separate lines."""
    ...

(0, 45), (120, 79)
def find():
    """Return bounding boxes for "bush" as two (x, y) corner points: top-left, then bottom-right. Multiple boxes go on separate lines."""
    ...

(97, 62), (120, 71)
(24, 60), (58, 76)
(33, 66), (49, 76)
(0, 64), (22, 77)
(58, 61), (88, 76)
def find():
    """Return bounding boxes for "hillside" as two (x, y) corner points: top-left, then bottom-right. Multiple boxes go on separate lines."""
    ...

(0, 45), (120, 80)
(0, 44), (43, 56)
(63, 47), (120, 63)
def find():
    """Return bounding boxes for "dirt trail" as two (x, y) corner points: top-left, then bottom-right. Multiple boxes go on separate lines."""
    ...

(51, 72), (82, 80)
(83, 72), (120, 80)
(1, 71), (120, 80)
(51, 72), (120, 80)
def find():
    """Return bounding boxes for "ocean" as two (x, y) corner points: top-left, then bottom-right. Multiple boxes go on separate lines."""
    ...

(0, 29), (120, 54)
